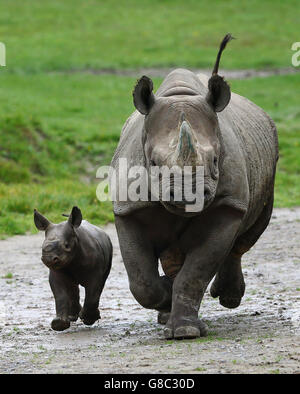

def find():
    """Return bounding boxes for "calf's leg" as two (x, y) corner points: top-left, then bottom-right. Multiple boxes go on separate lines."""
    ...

(79, 281), (103, 325)
(49, 270), (80, 331)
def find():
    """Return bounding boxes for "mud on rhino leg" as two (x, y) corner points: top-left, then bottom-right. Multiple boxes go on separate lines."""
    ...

(115, 215), (173, 312)
(164, 206), (244, 339)
(49, 270), (80, 331)
(210, 195), (274, 309)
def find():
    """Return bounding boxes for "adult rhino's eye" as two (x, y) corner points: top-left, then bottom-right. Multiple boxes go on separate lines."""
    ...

(64, 242), (70, 250)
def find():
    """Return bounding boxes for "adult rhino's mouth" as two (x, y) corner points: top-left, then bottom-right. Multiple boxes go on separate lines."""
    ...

(160, 184), (214, 216)
(161, 200), (203, 217)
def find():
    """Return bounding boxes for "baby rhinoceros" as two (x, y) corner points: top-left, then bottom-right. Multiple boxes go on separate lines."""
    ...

(34, 206), (112, 331)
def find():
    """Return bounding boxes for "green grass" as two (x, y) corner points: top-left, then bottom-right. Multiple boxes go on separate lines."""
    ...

(0, 72), (299, 236)
(0, 73), (134, 176)
(0, 1), (299, 237)
(0, 73), (133, 235)
(2, 272), (13, 279)
(0, 180), (113, 237)
(0, 0), (299, 72)
(194, 367), (207, 371)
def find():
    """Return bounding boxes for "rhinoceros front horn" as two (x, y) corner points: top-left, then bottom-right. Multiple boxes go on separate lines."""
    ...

(175, 114), (197, 165)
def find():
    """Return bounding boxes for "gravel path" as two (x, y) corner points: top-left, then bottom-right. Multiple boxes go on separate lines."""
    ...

(0, 208), (299, 374)
(54, 67), (300, 79)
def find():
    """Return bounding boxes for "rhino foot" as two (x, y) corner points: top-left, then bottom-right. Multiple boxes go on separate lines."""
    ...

(210, 270), (245, 309)
(157, 312), (170, 325)
(164, 318), (208, 340)
(79, 308), (100, 326)
(210, 278), (245, 309)
(219, 296), (242, 309)
(51, 317), (70, 331)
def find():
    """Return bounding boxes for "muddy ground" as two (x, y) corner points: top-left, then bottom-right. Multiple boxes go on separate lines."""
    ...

(0, 208), (299, 374)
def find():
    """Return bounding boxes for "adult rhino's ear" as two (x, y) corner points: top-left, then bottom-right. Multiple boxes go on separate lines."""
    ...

(34, 209), (51, 231)
(133, 75), (155, 115)
(206, 75), (231, 112)
(68, 206), (82, 228)
(206, 33), (233, 112)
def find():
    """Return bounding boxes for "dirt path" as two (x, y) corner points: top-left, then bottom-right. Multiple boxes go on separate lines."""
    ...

(54, 67), (300, 79)
(0, 208), (299, 374)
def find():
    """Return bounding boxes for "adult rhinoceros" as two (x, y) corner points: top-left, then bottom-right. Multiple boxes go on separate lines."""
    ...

(110, 34), (278, 339)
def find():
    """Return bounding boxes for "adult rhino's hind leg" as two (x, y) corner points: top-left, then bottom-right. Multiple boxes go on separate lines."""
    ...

(157, 245), (185, 324)
(210, 251), (245, 308)
(210, 194), (274, 308)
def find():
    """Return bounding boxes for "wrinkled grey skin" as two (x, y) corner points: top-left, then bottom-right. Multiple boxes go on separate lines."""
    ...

(34, 206), (112, 331)
(111, 36), (278, 339)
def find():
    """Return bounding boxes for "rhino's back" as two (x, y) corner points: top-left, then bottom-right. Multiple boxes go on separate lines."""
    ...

(198, 73), (278, 228)
(77, 221), (112, 265)
(224, 92), (278, 228)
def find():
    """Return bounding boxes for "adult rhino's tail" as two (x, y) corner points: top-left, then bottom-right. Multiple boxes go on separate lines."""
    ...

(212, 33), (234, 75)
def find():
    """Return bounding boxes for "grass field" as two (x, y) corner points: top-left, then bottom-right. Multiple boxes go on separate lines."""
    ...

(0, 0), (299, 72)
(0, 1), (299, 236)
(0, 72), (299, 236)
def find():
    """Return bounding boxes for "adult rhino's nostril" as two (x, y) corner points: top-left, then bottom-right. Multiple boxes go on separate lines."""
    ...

(53, 257), (60, 264)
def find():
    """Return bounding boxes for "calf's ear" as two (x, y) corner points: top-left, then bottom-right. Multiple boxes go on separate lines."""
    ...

(68, 206), (82, 228)
(133, 75), (155, 115)
(34, 209), (50, 231)
(206, 75), (231, 112)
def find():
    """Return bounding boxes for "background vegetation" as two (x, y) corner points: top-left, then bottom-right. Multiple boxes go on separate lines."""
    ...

(0, 0), (299, 236)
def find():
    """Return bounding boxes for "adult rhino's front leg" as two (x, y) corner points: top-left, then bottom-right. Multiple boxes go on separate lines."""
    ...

(164, 206), (245, 339)
(115, 215), (173, 312)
